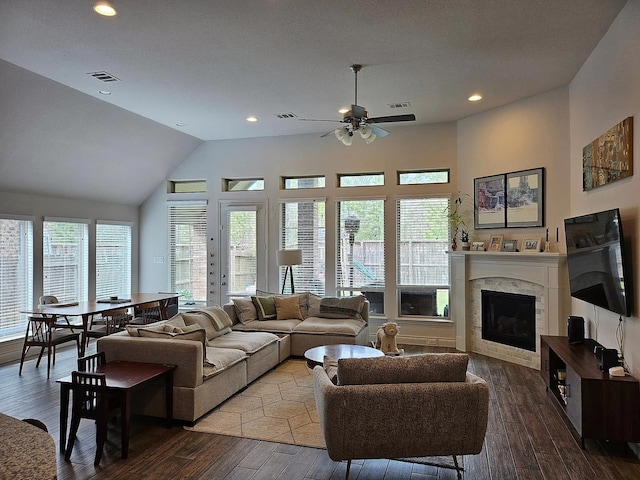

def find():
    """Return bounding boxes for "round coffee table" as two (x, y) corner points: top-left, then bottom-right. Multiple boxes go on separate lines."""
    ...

(304, 344), (384, 368)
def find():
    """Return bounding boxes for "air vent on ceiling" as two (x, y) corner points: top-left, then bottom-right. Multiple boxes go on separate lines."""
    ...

(387, 102), (411, 109)
(274, 113), (298, 119)
(87, 71), (121, 82)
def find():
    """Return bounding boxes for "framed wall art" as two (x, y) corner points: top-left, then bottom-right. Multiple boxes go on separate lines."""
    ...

(505, 168), (544, 228)
(488, 234), (504, 252)
(474, 174), (506, 229)
(471, 241), (486, 251)
(501, 239), (519, 252)
(583, 117), (633, 191)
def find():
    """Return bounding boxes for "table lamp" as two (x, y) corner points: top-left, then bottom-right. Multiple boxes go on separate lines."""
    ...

(277, 249), (302, 294)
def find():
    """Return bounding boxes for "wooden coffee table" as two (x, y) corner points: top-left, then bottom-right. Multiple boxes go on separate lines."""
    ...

(304, 344), (384, 368)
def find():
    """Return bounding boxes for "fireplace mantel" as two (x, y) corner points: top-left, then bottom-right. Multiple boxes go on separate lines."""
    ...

(450, 251), (569, 368)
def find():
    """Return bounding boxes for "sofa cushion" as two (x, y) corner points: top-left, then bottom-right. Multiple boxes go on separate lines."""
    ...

(233, 319), (301, 334)
(189, 306), (234, 330)
(323, 355), (338, 385)
(257, 290), (309, 318)
(292, 316), (365, 336)
(232, 297), (258, 324)
(307, 293), (321, 317)
(182, 311), (232, 343)
(337, 353), (469, 386)
(125, 319), (171, 337)
(203, 347), (246, 377)
(275, 296), (304, 320)
(252, 296), (277, 320)
(208, 331), (278, 354)
(319, 296), (365, 319)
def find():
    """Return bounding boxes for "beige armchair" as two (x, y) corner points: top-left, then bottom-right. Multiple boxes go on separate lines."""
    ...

(313, 353), (489, 479)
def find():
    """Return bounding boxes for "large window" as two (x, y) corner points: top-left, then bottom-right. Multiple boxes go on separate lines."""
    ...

(280, 199), (325, 295)
(0, 218), (33, 340)
(96, 222), (132, 299)
(168, 202), (207, 307)
(43, 219), (89, 303)
(337, 199), (385, 314)
(396, 197), (450, 318)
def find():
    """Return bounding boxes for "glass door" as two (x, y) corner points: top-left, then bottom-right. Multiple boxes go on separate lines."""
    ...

(219, 203), (267, 303)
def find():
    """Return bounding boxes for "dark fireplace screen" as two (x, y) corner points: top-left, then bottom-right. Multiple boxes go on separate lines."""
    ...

(481, 290), (536, 352)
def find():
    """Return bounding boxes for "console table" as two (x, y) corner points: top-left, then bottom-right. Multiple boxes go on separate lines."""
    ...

(540, 335), (640, 447)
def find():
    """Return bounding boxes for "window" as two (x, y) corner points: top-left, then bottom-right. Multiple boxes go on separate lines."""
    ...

(168, 180), (206, 193)
(282, 176), (326, 190)
(280, 200), (325, 295)
(223, 178), (264, 191)
(0, 218), (33, 340)
(168, 202), (208, 307)
(398, 169), (450, 185)
(43, 219), (89, 303)
(338, 173), (384, 187)
(336, 199), (385, 314)
(96, 222), (132, 299)
(396, 197), (450, 318)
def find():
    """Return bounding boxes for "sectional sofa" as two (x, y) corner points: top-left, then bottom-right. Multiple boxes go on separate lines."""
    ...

(97, 294), (369, 423)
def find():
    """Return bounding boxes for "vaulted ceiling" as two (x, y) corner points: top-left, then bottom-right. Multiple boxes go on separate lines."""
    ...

(0, 0), (627, 205)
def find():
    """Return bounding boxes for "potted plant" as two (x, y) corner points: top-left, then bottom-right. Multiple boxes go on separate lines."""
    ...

(445, 192), (471, 251)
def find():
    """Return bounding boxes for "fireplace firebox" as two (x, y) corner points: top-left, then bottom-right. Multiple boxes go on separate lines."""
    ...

(481, 290), (536, 352)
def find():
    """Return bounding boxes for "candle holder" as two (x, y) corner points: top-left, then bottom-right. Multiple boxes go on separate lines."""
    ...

(544, 241), (551, 253)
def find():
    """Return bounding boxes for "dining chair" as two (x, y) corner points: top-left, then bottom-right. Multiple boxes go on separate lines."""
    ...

(39, 295), (80, 331)
(77, 351), (107, 372)
(129, 301), (163, 325)
(86, 308), (131, 347)
(65, 371), (115, 466)
(19, 316), (81, 378)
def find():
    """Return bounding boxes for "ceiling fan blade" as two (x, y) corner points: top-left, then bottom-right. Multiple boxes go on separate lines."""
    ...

(320, 129), (338, 138)
(299, 118), (342, 123)
(369, 125), (390, 138)
(367, 114), (416, 124)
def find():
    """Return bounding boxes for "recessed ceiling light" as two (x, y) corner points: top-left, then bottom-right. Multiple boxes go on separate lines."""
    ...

(468, 94), (483, 102)
(246, 116), (258, 123)
(175, 122), (186, 127)
(94, 2), (117, 16)
(98, 90), (111, 95)
(338, 107), (349, 114)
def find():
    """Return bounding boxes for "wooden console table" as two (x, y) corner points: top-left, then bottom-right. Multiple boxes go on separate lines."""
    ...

(540, 335), (640, 447)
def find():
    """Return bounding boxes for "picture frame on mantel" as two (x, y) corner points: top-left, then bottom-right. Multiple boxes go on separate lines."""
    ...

(506, 167), (544, 228)
(474, 174), (506, 229)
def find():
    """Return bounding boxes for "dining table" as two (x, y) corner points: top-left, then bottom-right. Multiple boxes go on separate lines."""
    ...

(21, 292), (179, 356)
(0, 412), (57, 479)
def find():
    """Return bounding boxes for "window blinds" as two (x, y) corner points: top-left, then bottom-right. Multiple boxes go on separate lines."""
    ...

(280, 200), (325, 295)
(0, 218), (33, 339)
(96, 222), (132, 299)
(43, 220), (89, 303)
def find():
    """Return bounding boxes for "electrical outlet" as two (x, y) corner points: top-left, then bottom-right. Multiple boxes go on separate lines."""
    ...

(427, 338), (437, 346)
(153, 256), (164, 264)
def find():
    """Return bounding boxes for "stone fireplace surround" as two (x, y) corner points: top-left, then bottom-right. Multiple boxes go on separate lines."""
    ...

(450, 252), (568, 369)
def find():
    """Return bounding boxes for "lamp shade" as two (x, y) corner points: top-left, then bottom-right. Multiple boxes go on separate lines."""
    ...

(277, 249), (302, 266)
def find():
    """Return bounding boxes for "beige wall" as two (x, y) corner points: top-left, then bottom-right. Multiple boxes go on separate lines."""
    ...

(569, 0), (640, 379)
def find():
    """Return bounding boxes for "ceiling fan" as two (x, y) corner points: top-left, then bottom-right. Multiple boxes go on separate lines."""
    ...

(300, 64), (416, 145)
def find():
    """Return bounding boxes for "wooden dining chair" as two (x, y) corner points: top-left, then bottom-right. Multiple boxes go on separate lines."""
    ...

(19, 315), (81, 378)
(65, 371), (115, 466)
(77, 352), (107, 372)
(86, 308), (131, 347)
(129, 301), (163, 325)
(39, 295), (80, 331)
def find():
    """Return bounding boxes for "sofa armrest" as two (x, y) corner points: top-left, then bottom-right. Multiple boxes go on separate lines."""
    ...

(313, 366), (488, 461)
(97, 334), (204, 388)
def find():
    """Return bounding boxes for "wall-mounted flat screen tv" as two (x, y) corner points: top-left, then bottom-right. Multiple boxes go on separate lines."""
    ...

(564, 208), (632, 317)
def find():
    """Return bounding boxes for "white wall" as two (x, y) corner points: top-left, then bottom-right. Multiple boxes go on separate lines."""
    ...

(0, 190), (138, 363)
(569, 0), (640, 379)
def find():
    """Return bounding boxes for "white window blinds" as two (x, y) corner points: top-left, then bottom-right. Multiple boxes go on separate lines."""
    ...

(280, 200), (325, 295)
(96, 222), (132, 299)
(336, 199), (385, 312)
(0, 218), (33, 339)
(43, 219), (89, 303)
(167, 202), (207, 305)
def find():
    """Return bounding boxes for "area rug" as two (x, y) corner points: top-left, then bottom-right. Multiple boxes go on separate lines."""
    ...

(185, 359), (461, 470)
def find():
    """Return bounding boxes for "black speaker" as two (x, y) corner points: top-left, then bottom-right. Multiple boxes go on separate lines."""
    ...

(567, 316), (584, 345)
(599, 348), (619, 371)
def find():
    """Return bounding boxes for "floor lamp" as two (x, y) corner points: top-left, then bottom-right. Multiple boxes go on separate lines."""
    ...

(277, 249), (302, 294)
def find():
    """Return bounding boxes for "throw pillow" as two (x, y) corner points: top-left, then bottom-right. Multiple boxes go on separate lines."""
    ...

(307, 293), (322, 317)
(232, 297), (258, 324)
(191, 306), (234, 330)
(182, 311), (230, 342)
(323, 355), (338, 385)
(275, 296), (304, 320)
(252, 296), (277, 320)
(319, 295), (365, 319)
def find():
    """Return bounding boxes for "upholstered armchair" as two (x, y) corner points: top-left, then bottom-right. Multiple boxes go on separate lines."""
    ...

(313, 353), (489, 479)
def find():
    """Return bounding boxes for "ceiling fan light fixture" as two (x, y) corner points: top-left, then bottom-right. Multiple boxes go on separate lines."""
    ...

(335, 127), (347, 141)
(364, 133), (377, 144)
(359, 125), (372, 139)
(342, 135), (353, 146)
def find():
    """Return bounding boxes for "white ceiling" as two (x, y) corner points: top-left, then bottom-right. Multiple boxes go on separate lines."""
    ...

(0, 0), (626, 141)
(0, 0), (627, 205)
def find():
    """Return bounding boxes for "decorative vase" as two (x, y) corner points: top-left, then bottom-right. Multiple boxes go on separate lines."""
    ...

(462, 241), (470, 251)
(451, 239), (457, 251)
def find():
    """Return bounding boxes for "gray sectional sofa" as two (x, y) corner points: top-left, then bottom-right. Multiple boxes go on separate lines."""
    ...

(97, 294), (369, 423)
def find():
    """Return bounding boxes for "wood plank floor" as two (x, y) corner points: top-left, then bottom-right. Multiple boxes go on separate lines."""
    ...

(1, 344), (639, 479)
